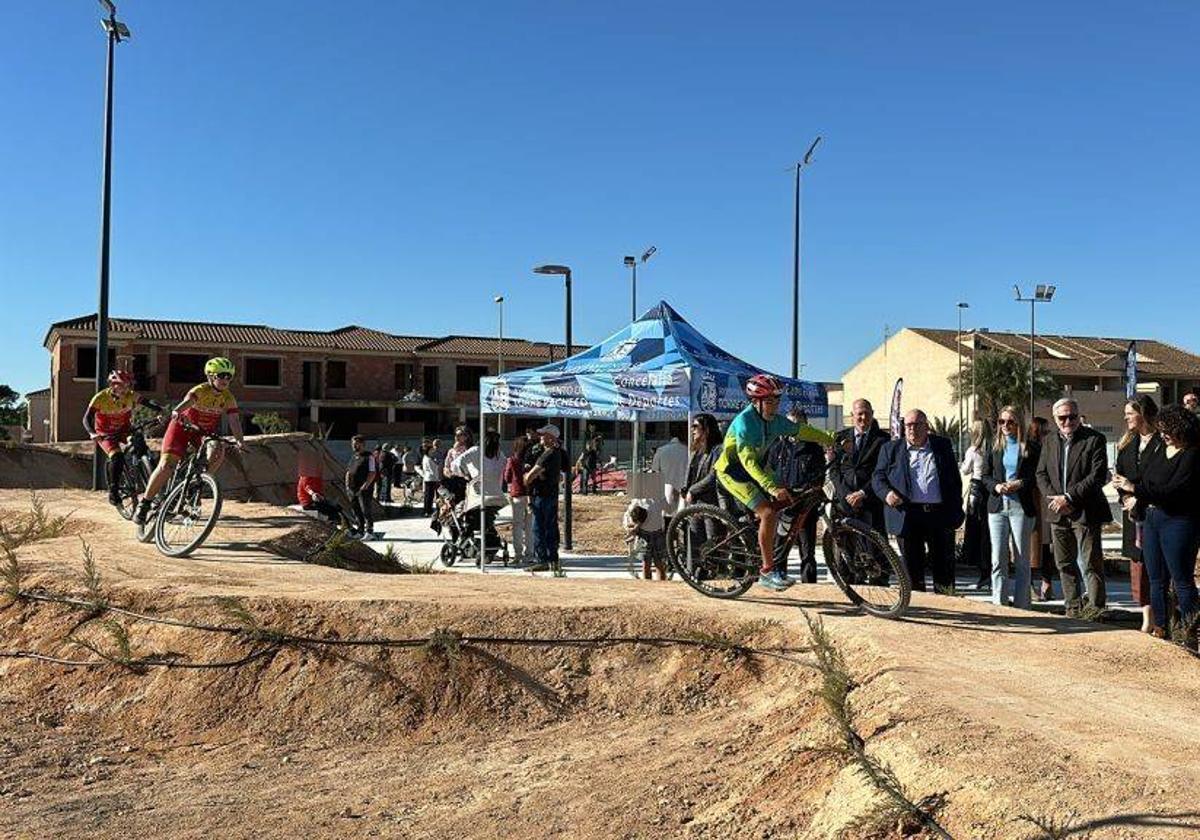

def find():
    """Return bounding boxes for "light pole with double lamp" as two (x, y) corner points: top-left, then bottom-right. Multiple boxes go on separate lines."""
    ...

(494, 296), (505, 374)
(1013, 284), (1056, 420)
(956, 301), (969, 454)
(92, 0), (131, 491)
(622, 246), (656, 321)
(790, 136), (821, 379)
(532, 264), (574, 550)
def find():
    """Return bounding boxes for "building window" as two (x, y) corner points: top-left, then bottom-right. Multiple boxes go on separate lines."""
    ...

(326, 360), (347, 389)
(132, 353), (153, 391)
(422, 366), (440, 402)
(456, 365), (488, 392)
(75, 346), (117, 380)
(395, 363), (416, 391)
(168, 353), (208, 384)
(244, 357), (282, 387)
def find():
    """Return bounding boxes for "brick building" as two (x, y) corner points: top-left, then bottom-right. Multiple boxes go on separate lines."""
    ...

(43, 315), (564, 442)
(841, 327), (1200, 440)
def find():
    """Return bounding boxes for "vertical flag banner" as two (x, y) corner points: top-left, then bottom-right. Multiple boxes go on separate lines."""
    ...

(1125, 341), (1138, 399)
(889, 378), (904, 439)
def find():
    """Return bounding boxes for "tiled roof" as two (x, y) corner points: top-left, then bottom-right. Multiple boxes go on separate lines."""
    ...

(414, 335), (561, 358)
(909, 328), (1200, 377)
(45, 315), (563, 360)
(24, 388), (50, 399)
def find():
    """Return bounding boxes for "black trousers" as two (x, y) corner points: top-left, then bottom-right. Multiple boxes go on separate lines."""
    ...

(304, 499), (347, 528)
(350, 489), (373, 535)
(105, 449), (126, 498)
(899, 507), (955, 592)
(422, 480), (440, 516)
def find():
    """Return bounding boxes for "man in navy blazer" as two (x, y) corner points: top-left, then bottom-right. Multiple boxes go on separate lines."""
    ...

(872, 409), (964, 592)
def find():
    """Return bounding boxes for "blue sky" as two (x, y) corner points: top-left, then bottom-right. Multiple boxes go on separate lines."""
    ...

(3, 2), (1198, 397)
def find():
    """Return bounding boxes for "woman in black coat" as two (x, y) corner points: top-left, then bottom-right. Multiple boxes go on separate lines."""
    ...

(684, 413), (723, 506)
(1113, 395), (1162, 633)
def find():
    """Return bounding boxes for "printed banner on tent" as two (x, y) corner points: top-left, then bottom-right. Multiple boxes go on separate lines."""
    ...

(479, 301), (828, 421)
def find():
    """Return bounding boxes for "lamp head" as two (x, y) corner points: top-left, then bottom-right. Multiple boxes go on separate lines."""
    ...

(533, 264), (571, 276)
(1012, 284), (1021, 300)
(641, 246), (657, 263)
(623, 256), (636, 268)
(494, 295), (504, 303)
(957, 301), (969, 309)
(1043, 285), (1057, 301)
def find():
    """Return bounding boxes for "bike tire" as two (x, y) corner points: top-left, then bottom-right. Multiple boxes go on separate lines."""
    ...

(154, 473), (223, 558)
(440, 542), (457, 567)
(822, 518), (910, 619)
(666, 504), (757, 600)
(116, 458), (153, 522)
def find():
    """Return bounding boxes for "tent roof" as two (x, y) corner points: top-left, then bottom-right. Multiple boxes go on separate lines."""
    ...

(481, 301), (827, 420)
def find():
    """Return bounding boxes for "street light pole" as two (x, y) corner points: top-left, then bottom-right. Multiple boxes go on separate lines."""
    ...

(791, 136), (821, 379)
(533, 264), (575, 551)
(494, 296), (505, 374)
(623, 246), (656, 322)
(1013, 284), (1057, 420)
(957, 302), (969, 453)
(93, 0), (130, 492)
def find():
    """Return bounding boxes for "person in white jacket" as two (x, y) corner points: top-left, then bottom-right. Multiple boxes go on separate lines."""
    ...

(450, 430), (506, 511)
(651, 435), (690, 515)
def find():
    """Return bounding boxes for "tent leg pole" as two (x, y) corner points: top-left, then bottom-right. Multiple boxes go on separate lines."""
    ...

(631, 418), (639, 484)
(480, 410), (486, 574)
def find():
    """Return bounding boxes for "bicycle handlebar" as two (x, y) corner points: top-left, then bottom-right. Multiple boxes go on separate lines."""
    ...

(173, 414), (240, 446)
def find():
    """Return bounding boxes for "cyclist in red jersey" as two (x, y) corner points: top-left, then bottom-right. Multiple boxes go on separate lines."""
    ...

(134, 357), (245, 525)
(83, 370), (162, 506)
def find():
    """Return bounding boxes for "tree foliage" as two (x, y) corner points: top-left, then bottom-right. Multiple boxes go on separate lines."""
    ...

(251, 411), (292, 434)
(0, 385), (27, 439)
(948, 351), (1058, 423)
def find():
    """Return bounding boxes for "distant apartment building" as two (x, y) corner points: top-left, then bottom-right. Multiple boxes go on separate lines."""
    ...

(43, 314), (564, 442)
(841, 328), (1200, 440)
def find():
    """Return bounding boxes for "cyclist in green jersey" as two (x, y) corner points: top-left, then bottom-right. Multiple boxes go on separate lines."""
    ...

(714, 374), (836, 591)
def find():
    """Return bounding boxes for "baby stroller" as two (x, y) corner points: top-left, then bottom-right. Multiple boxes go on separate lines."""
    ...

(433, 486), (510, 567)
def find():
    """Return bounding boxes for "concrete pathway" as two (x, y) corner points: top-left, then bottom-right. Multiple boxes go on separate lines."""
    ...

(364, 501), (1138, 613)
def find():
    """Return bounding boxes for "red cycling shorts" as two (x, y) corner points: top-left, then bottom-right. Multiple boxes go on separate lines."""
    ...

(161, 418), (203, 459)
(97, 435), (127, 457)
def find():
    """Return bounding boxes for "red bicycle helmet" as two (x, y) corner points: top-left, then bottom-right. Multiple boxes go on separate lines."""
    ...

(108, 369), (134, 386)
(745, 373), (783, 399)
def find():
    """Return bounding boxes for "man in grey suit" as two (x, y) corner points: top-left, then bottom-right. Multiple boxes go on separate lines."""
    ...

(1035, 397), (1112, 614)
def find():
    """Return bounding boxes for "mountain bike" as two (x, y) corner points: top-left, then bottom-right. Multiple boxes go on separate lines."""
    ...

(665, 470), (911, 619)
(136, 417), (238, 557)
(103, 415), (166, 521)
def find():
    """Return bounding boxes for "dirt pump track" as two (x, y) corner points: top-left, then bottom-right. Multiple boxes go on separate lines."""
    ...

(2, 490), (1200, 839)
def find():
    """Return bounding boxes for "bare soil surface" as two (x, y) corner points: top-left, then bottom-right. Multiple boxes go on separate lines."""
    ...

(2, 489), (1199, 839)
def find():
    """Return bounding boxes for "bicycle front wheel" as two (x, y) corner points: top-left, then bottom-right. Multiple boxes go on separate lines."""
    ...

(666, 504), (758, 599)
(154, 472), (223, 557)
(823, 518), (910, 619)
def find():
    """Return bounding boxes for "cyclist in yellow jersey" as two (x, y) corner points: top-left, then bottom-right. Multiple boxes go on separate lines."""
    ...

(83, 369), (162, 506)
(134, 357), (244, 525)
(713, 374), (837, 591)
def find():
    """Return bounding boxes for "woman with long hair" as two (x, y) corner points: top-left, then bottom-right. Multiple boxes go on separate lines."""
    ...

(684, 413), (723, 506)
(982, 406), (1039, 608)
(1113, 404), (1199, 641)
(502, 434), (534, 564)
(960, 418), (993, 590)
(1113, 395), (1161, 633)
(1026, 417), (1055, 601)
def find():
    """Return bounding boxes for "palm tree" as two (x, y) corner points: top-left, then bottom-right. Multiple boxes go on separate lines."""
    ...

(948, 351), (1058, 423)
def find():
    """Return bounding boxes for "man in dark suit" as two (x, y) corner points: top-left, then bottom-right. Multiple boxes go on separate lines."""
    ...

(872, 409), (964, 592)
(1035, 397), (1111, 614)
(832, 398), (890, 533)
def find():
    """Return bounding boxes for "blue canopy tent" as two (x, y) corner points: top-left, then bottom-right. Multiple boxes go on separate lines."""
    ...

(476, 301), (827, 555)
(479, 300), (827, 424)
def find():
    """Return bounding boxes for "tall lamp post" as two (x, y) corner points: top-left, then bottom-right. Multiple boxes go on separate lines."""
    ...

(791, 135), (821, 379)
(494, 296), (505, 374)
(533, 264), (574, 550)
(622, 246), (656, 321)
(92, 0), (131, 491)
(1013, 284), (1057, 420)
(956, 301), (969, 453)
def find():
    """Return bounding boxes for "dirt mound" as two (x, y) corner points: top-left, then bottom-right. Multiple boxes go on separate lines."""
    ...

(0, 442), (92, 489)
(260, 521), (414, 573)
(4, 490), (1200, 838)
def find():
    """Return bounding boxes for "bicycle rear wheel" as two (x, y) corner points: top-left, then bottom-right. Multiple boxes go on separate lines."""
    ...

(154, 472), (222, 557)
(666, 504), (758, 599)
(823, 518), (910, 619)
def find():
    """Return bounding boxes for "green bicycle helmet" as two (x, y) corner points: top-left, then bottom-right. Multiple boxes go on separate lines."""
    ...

(204, 357), (236, 378)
